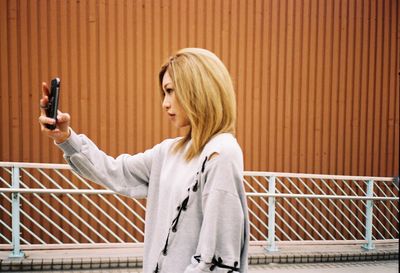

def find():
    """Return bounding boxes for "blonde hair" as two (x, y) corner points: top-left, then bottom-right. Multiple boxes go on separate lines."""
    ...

(159, 48), (237, 161)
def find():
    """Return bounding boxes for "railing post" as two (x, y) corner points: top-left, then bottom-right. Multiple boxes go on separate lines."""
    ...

(9, 166), (25, 258)
(266, 176), (278, 252)
(362, 179), (375, 250)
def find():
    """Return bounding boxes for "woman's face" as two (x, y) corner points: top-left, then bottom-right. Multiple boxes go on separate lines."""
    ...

(162, 71), (190, 129)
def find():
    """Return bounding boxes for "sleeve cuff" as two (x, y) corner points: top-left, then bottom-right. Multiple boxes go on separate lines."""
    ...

(55, 129), (82, 156)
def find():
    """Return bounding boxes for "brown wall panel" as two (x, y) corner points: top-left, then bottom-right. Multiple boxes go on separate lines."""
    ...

(1, 0), (398, 176)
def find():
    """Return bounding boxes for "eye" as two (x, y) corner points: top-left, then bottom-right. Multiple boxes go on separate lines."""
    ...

(165, 88), (174, 94)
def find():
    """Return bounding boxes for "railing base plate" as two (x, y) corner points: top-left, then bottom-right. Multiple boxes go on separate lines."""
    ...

(8, 251), (25, 259)
(361, 244), (375, 251)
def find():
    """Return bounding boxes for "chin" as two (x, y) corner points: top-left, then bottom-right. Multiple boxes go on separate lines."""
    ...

(175, 123), (190, 129)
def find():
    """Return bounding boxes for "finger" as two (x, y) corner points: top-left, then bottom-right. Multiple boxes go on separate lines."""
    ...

(39, 96), (49, 115)
(57, 112), (70, 123)
(39, 120), (53, 132)
(42, 127), (60, 137)
(42, 82), (50, 97)
(40, 124), (52, 132)
(38, 115), (56, 126)
(40, 82), (49, 116)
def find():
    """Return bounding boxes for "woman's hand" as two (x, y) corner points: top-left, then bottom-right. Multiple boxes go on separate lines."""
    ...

(38, 82), (71, 144)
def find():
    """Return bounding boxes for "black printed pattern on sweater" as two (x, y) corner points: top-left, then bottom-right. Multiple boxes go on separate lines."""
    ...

(155, 156), (208, 272)
(194, 255), (240, 272)
(153, 263), (159, 273)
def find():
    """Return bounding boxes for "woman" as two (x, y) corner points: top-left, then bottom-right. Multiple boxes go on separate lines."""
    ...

(39, 48), (249, 273)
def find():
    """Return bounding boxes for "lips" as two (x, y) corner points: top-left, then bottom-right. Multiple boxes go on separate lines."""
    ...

(167, 113), (176, 121)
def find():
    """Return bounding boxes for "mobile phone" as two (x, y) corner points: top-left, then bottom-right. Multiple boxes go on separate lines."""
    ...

(45, 77), (61, 130)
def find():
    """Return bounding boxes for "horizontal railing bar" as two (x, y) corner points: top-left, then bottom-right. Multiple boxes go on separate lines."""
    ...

(1, 162), (396, 181)
(0, 188), (114, 194)
(244, 171), (395, 182)
(1, 239), (398, 250)
(0, 162), (71, 169)
(246, 192), (398, 201)
(0, 188), (397, 201)
(0, 242), (145, 251)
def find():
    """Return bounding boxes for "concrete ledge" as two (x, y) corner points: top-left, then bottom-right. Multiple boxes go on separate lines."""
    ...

(246, 240), (398, 265)
(0, 257), (143, 271)
(1, 240), (398, 271)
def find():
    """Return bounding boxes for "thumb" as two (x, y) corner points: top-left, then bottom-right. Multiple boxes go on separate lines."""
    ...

(57, 110), (70, 123)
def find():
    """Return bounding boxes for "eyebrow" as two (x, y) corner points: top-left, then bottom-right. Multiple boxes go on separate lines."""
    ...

(163, 83), (173, 90)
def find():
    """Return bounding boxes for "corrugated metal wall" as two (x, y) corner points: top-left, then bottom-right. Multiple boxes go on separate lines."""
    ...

(0, 0), (398, 176)
(0, 0), (399, 243)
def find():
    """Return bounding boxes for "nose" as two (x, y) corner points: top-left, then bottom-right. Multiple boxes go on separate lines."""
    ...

(162, 95), (171, 110)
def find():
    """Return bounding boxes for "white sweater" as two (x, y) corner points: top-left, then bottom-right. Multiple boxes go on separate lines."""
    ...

(57, 130), (249, 273)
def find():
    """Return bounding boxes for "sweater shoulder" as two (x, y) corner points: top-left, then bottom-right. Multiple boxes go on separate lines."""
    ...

(202, 133), (243, 162)
(157, 137), (181, 155)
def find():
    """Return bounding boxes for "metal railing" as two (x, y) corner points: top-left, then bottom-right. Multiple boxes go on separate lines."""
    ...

(242, 172), (399, 251)
(0, 162), (398, 258)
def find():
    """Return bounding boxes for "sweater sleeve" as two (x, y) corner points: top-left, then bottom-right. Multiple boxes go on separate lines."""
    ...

(184, 153), (248, 273)
(56, 129), (158, 198)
